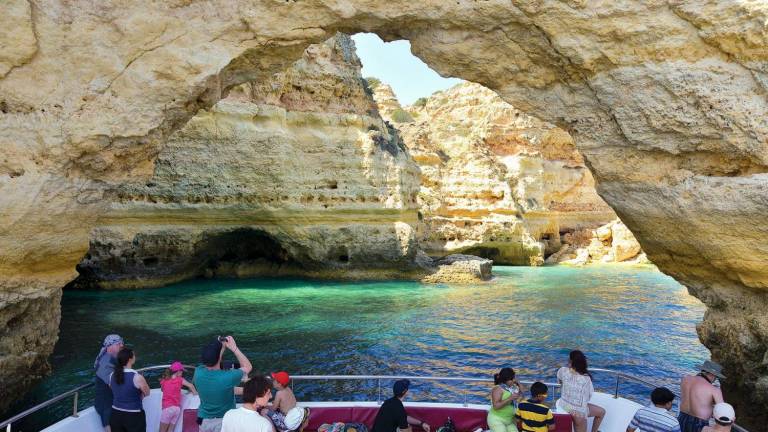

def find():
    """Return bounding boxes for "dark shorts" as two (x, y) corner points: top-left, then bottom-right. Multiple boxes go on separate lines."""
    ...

(94, 379), (113, 427)
(109, 409), (146, 432)
(678, 412), (709, 432)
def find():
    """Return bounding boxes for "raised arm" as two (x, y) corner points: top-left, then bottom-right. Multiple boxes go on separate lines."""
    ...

(223, 336), (253, 377)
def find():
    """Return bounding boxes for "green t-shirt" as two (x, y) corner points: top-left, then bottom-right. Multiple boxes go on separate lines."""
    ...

(194, 365), (245, 418)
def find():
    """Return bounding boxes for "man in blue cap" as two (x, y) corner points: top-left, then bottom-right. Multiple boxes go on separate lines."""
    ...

(372, 379), (431, 432)
(93, 334), (124, 432)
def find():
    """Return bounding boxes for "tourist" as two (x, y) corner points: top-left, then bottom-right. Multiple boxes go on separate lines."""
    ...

(94, 334), (124, 432)
(626, 387), (680, 432)
(195, 336), (254, 432)
(109, 347), (150, 432)
(556, 350), (605, 432)
(159, 361), (198, 432)
(221, 375), (275, 432)
(678, 360), (725, 432)
(515, 382), (555, 432)
(701, 403), (736, 432)
(263, 371), (299, 431)
(488, 367), (523, 432)
(371, 379), (431, 432)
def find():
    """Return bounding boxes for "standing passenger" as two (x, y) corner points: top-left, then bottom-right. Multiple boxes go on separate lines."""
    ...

(159, 361), (198, 432)
(195, 336), (254, 432)
(488, 368), (523, 432)
(94, 334), (124, 432)
(556, 350), (605, 432)
(678, 360), (725, 432)
(109, 347), (150, 432)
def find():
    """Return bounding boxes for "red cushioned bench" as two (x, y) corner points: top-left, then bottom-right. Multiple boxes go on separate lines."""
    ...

(182, 404), (572, 432)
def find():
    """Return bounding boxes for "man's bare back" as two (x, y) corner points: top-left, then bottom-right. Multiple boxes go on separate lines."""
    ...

(274, 387), (297, 414)
(680, 375), (724, 420)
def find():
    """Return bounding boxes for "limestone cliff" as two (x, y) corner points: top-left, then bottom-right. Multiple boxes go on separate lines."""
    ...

(2, 2), (768, 426)
(71, 35), (427, 288)
(374, 82), (617, 265)
(546, 219), (647, 266)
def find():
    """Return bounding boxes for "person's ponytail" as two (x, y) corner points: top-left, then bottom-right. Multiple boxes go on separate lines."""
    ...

(115, 347), (134, 385)
(493, 373), (500, 385)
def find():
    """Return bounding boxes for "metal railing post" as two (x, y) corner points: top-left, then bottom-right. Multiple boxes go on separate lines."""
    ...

(377, 379), (382, 404)
(72, 391), (79, 417)
(6, 422), (11, 432)
(614, 373), (620, 399)
(462, 389), (467, 407)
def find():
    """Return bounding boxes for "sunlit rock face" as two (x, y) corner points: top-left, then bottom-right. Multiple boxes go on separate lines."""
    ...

(69, 35), (425, 289)
(2, 1), (768, 426)
(374, 82), (616, 265)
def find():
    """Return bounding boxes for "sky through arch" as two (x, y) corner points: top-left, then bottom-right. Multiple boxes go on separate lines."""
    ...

(352, 33), (463, 106)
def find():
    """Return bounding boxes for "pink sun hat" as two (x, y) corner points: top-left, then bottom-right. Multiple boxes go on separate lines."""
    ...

(170, 361), (184, 372)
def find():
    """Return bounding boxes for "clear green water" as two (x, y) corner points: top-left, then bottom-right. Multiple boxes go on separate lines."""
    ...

(9, 265), (708, 429)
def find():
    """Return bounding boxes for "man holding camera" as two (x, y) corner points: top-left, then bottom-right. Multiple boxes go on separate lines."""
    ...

(195, 336), (253, 432)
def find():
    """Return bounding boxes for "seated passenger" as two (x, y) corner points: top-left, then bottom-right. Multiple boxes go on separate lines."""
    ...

(263, 371), (298, 431)
(701, 403), (736, 432)
(222, 375), (274, 432)
(627, 387), (680, 432)
(488, 367), (523, 432)
(515, 382), (555, 432)
(556, 350), (605, 432)
(372, 379), (431, 432)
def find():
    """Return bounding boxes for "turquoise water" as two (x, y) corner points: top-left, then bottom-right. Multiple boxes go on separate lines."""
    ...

(9, 266), (708, 429)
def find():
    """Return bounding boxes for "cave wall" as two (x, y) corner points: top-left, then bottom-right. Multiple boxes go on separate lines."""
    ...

(69, 35), (425, 289)
(1, 1), (767, 427)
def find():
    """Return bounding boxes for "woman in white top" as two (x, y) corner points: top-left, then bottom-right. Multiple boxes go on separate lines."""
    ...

(556, 350), (605, 432)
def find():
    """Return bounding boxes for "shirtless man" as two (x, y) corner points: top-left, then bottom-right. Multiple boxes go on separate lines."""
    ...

(678, 360), (725, 432)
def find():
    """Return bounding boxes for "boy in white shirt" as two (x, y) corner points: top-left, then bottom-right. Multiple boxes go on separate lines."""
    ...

(222, 375), (275, 432)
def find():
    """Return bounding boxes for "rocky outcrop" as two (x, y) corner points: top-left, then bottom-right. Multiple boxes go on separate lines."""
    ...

(2, 2), (768, 427)
(420, 253), (493, 284)
(374, 82), (617, 265)
(69, 35), (430, 288)
(546, 220), (648, 266)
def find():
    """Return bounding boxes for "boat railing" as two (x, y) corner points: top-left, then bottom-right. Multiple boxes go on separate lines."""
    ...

(0, 366), (749, 432)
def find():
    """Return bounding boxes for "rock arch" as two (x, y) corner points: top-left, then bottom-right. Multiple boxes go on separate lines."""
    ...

(1, 1), (767, 427)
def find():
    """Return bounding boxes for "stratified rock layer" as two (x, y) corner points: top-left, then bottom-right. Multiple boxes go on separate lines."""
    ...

(2, 2), (768, 427)
(377, 82), (616, 265)
(72, 35), (426, 288)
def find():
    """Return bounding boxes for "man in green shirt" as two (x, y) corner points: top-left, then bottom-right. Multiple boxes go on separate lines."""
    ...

(195, 336), (253, 432)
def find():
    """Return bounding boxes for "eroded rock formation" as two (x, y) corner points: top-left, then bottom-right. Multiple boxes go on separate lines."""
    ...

(2, 2), (767, 426)
(374, 82), (617, 265)
(68, 35), (432, 288)
(546, 219), (647, 266)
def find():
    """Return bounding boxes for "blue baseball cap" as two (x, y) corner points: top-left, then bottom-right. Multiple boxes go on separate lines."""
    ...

(393, 379), (410, 396)
(201, 339), (223, 366)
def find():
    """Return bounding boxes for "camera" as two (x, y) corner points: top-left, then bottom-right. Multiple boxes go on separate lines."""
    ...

(218, 335), (228, 343)
(221, 360), (241, 370)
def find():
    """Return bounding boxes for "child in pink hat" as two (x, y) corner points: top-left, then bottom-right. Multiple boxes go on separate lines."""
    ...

(159, 361), (198, 432)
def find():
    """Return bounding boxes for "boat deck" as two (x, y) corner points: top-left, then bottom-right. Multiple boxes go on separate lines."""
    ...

(41, 390), (641, 432)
